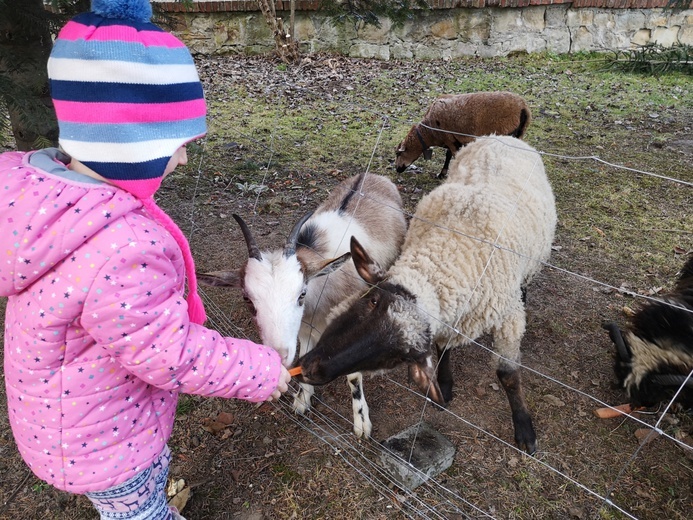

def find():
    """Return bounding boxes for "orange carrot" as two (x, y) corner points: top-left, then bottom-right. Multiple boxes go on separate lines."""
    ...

(288, 366), (302, 377)
(593, 403), (642, 419)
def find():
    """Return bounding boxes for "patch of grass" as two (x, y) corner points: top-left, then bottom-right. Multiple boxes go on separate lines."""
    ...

(271, 462), (300, 485)
(176, 395), (197, 415)
(31, 481), (49, 493)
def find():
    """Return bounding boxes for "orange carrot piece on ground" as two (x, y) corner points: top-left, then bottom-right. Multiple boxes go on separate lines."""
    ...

(593, 403), (641, 419)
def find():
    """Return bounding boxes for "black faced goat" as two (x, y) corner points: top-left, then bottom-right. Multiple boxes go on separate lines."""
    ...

(603, 254), (693, 410)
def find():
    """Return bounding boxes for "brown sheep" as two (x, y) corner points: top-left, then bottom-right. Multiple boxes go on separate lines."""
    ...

(394, 91), (532, 178)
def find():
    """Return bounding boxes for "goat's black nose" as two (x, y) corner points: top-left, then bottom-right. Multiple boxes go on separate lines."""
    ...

(296, 355), (333, 386)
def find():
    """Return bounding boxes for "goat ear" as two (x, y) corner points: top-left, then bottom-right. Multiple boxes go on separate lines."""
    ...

(396, 143), (406, 155)
(350, 236), (385, 285)
(197, 270), (243, 288)
(305, 252), (351, 280)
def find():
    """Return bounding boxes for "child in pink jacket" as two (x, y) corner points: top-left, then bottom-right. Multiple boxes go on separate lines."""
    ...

(0, 1), (290, 518)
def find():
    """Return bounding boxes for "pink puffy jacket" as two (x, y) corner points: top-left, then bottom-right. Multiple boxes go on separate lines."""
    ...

(0, 151), (283, 494)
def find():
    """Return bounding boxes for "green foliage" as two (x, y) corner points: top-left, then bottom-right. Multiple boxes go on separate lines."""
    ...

(604, 43), (693, 76)
(0, 0), (83, 148)
(31, 481), (49, 493)
(0, 0), (189, 148)
(319, 0), (431, 29)
(176, 395), (197, 415)
(665, 0), (693, 11)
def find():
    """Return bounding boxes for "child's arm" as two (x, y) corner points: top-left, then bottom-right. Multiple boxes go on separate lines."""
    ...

(81, 238), (283, 402)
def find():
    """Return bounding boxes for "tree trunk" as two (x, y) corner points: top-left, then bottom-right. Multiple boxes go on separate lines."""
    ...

(256, 0), (300, 64)
(0, 0), (58, 150)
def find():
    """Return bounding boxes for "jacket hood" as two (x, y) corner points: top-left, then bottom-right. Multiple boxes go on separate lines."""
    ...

(0, 150), (141, 297)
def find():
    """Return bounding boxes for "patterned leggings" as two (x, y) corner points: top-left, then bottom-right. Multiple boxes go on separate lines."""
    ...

(85, 446), (176, 520)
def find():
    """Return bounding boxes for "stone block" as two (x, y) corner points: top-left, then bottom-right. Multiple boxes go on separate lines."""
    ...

(494, 9), (523, 32)
(350, 43), (390, 60)
(378, 422), (456, 491)
(358, 18), (393, 44)
(432, 19), (457, 39)
(680, 25), (693, 45)
(523, 6), (547, 31)
(631, 28), (652, 45)
(652, 25), (680, 46)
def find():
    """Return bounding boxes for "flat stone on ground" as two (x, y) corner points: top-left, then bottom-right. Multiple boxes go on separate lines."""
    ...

(378, 421), (456, 491)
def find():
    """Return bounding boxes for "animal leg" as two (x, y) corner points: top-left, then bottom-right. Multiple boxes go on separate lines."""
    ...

(493, 306), (536, 454)
(293, 336), (316, 414)
(437, 346), (454, 403)
(293, 382), (315, 415)
(438, 149), (453, 179)
(347, 373), (371, 438)
(497, 365), (536, 454)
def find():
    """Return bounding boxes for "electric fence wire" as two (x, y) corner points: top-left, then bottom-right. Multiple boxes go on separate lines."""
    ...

(185, 74), (691, 520)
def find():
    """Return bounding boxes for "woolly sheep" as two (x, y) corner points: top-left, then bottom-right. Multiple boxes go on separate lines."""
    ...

(199, 172), (407, 438)
(296, 136), (556, 453)
(395, 91), (532, 178)
(603, 254), (693, 410)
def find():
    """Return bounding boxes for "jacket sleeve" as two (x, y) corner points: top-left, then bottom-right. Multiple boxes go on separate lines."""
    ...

(80, 222), (282, 403)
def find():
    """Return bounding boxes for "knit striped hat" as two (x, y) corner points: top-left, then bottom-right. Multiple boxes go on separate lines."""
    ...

(47, 0), (207, 199)
(47, 0), (207, 324)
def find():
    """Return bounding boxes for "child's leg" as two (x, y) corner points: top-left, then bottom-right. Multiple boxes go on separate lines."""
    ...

(85, 446), (176, 520)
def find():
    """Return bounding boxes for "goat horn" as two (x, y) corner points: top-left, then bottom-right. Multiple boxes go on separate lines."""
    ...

(232, 214), (262, 261)
(651, 374), (693, 388)
(602, 322), (632, 361)
(284, 211), (313, 258)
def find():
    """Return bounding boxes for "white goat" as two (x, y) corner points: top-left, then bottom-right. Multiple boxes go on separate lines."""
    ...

(199, 172), (407, 437)
(297, 137), (556, 453)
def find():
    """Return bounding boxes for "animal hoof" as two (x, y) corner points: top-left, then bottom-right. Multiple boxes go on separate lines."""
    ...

(353, 417), (372, 439)
(515, 429), (537, 455)
(513, 415), (537, 455)
(520, 439), (537, 456)
(430, 399), (450, 411)
(292, 396), (312, 416)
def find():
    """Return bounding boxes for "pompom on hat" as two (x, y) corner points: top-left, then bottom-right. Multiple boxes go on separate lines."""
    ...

(47, 0), (207, 323)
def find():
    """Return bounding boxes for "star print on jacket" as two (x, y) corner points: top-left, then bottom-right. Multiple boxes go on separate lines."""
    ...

(0, 151), (283, 494)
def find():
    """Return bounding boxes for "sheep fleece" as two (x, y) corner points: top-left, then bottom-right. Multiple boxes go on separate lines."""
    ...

(389, 136), (557, 353)
(0, 151), (283, 494)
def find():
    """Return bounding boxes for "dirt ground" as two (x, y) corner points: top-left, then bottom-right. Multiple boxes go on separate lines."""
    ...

(0, 54), (691, 520)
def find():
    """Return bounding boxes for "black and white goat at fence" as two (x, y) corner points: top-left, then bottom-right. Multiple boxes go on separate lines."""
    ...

(296, 136), (557, 454)
(199, 172), (407, 438)
(603, 253), (693, 411)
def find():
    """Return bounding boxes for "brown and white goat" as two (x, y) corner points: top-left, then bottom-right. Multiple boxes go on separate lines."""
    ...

(297, 137), (556, 454)
(199, 172), (407, 437)
(395, 91), (531, 178)
(603, 254), (693, 410)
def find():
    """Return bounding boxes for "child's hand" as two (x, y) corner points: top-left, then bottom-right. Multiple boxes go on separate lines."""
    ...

(267, 365), (291, 401)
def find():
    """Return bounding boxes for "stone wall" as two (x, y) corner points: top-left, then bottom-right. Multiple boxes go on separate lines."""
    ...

(158, 2), (693, 58)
